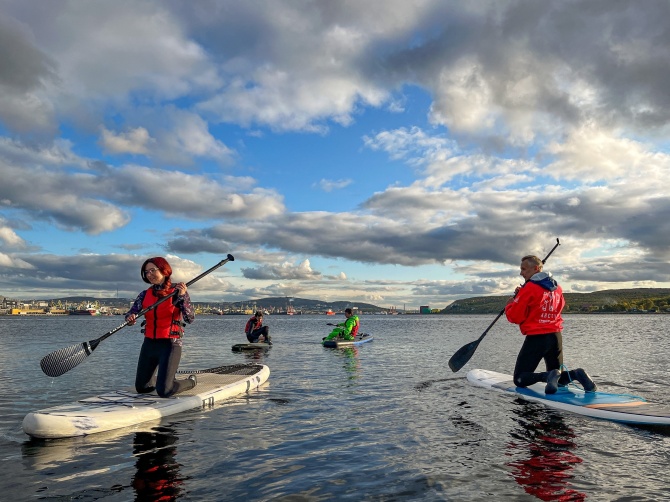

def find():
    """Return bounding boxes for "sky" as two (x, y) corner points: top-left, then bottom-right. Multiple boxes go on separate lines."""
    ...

(2, 0), (670, 310)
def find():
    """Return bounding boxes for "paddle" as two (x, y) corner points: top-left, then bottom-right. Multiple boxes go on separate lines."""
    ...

(40, 254), (235, 377)
(447, 239), (561, 372)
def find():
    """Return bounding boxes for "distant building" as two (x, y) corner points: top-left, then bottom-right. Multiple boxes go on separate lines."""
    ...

(11, 307), (47, 315)
(419, 305), (431, 314)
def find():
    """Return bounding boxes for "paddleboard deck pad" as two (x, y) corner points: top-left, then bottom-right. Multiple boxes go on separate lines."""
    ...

(232, 342), (272, 352)
(23, 363), (270, 439)
(323, 333), (373, 348)
(467, 369), (670, 426)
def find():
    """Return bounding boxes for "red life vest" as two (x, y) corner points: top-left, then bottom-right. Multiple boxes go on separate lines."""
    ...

(350, 316), (360, 337)
(141, 287), (184, 339)
(245, 316), (261, 334)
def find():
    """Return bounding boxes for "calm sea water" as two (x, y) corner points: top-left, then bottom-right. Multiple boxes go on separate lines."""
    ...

(1, 314), (670, 501)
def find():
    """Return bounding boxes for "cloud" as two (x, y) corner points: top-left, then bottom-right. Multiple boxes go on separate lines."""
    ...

(5, 1), (670, 142)
(241, 259), (322, 280)
(0, 252), (33, 269)
(0, 252), (235, 299)
(0, 137), (87, 168)
(4, 1), (670, 307)
(111, 165), (286, 220)
(315, 178), (353, 192)
(0, 162), (130, 235)
(100, 126), (153, 155)
(100, 109), (235, 166)
(152, 110), (235, 165)
(0, 13), (58, 136)
(0, 221), (27, 249)
(0, 138), (285, 234)
(363, 127), (455, 165)
(30, 2), (217, 99)
(545, 125), (665, 183)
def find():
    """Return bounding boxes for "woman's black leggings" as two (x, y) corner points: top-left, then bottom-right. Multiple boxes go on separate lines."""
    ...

(135, 337), (195, 397)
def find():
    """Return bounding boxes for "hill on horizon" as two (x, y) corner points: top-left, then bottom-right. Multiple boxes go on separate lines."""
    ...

(12, 288), (670, 314)
(442, 287), (670, 314)
(218, 296), (385, 312)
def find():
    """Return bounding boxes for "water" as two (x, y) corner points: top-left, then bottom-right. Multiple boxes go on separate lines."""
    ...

(2, 314), (670, 501)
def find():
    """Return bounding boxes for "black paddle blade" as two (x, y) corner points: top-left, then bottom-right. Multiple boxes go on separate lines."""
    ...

(448, 339), (481, 373)
(40, 341), (93, 377)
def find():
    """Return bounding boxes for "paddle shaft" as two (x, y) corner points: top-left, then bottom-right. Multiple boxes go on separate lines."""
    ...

(448, 238), (560, 372)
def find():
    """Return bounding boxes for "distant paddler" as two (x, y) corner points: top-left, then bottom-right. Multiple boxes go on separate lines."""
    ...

(245, 311), (271, 344)
(323, 308), (359, 342)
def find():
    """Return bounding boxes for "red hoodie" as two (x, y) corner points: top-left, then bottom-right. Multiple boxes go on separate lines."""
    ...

(505, 281), (564, 335)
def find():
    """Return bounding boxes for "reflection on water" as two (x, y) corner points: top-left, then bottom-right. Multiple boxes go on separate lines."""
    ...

(132, 426), (184, 501)
(327, 346), (361, 384)
(340, 346), (360, 380)
(507, 400), (586, 501)
(237, 348), (270, 361)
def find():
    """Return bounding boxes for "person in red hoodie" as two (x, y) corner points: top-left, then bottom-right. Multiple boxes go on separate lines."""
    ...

(125, 257), (197, 398)
(505, 254), (597, 395)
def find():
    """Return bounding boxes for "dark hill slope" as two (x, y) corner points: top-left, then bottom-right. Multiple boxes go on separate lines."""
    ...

(441, 288), (670, 314)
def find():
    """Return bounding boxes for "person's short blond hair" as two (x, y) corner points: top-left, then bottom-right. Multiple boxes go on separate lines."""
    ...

(521, 255), (543, 268)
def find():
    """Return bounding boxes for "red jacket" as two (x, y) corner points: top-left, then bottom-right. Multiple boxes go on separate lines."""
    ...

(142, 287), (184, 339)
(505, 280), (564, 335)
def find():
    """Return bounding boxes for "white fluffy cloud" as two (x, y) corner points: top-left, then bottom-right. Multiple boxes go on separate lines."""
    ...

(100, 127), (152, 155)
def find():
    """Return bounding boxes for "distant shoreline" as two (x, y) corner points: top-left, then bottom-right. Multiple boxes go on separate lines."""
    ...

(1, 310), (668, 317)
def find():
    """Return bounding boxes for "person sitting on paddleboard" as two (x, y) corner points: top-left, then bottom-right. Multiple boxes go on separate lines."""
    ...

(245, 311), (271, 344)
(323, 308), (359, 342)
(125, 257), (197, 398)
(505, 254), (597, 395)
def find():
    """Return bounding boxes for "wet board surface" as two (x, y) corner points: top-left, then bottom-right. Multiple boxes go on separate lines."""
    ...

(23, 364), (270, 439)
(467, 368), (670, 426)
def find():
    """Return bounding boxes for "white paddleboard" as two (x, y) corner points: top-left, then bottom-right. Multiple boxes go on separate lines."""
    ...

(322, 333), (373, 348)
(23, 363), (270, 439)
(467, 369), (670, 426)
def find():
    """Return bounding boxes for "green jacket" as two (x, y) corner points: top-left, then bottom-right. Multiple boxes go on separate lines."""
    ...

(337, 315), (359, 337)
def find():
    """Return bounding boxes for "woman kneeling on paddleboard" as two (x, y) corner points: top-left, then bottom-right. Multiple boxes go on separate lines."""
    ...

(125, 257), (197, 398)
(505, 254), (597, 395)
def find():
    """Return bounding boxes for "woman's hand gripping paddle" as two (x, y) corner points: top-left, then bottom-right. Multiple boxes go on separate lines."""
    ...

(447, 239), (560, 372)
(39, 254), (235, 377)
